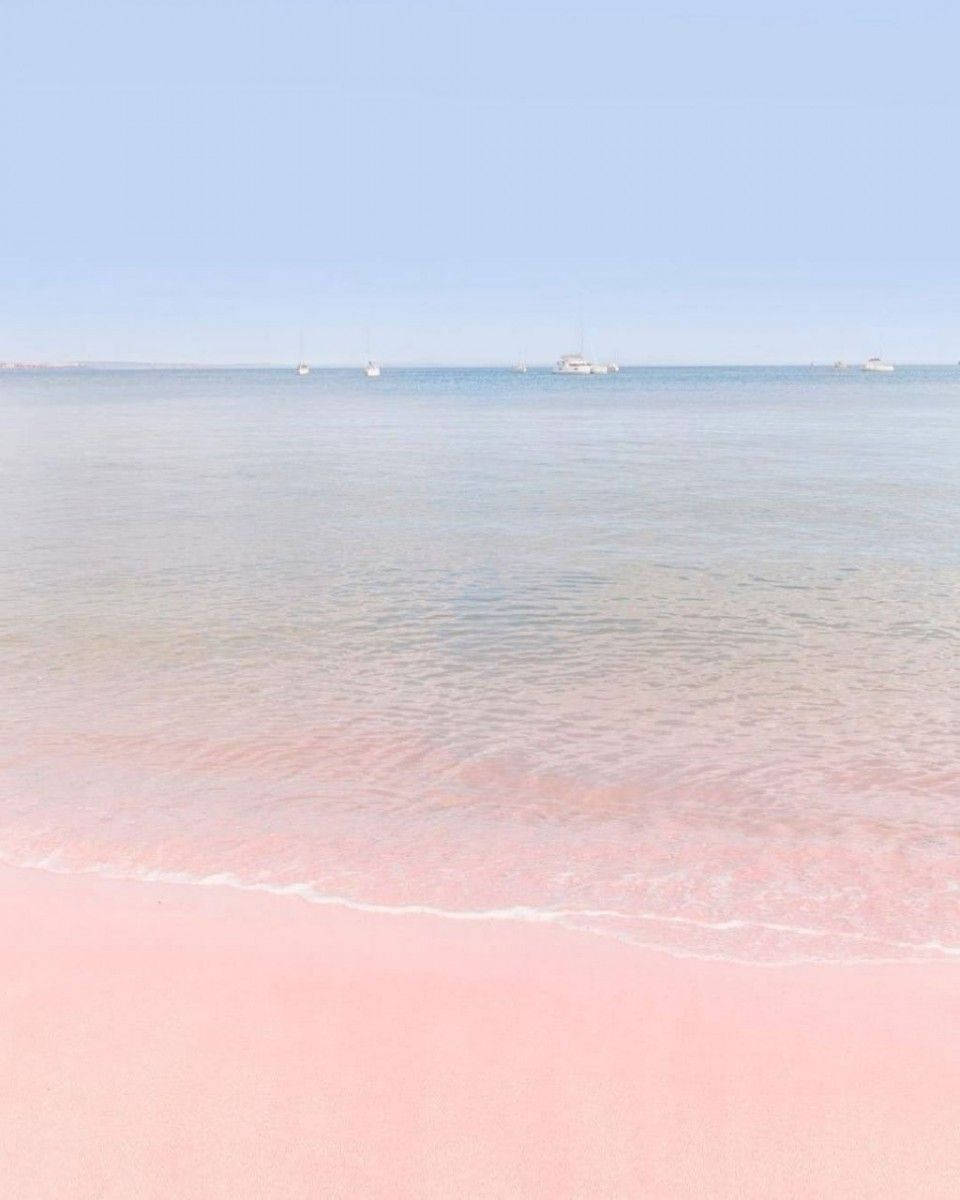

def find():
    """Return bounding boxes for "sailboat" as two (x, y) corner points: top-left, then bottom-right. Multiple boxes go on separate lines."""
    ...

(361, 324), (381, 377)
(553, 316), (615, 374)
(296, 330), (309, 376)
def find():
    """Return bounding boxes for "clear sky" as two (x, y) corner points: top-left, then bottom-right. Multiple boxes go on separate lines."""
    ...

(3, 0), (960, 364)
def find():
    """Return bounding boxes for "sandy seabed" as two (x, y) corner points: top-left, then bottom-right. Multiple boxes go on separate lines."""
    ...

(0, 865), (957, 1199)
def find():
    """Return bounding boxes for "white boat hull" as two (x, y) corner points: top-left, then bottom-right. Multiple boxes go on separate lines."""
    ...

(554, 352), (614, 374)
(554, 355), (593, 374)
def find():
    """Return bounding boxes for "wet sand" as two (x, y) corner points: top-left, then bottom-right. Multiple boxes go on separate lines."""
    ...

(1, 865), (957, 1199)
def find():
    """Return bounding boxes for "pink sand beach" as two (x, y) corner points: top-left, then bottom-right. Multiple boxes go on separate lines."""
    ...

(2, 865), (958, 1199)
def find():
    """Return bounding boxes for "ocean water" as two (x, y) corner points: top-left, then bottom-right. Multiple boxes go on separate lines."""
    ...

(2, 365), (958, 964)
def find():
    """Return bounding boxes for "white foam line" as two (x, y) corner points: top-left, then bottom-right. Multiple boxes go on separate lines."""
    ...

(7, 856), (960, 968)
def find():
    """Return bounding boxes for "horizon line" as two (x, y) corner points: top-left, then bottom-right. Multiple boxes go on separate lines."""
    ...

(4, 360), (959, 371)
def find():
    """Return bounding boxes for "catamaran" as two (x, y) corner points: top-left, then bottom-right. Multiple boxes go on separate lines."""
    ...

(554, 352), (618, 374)
(554, 353), (593, 374)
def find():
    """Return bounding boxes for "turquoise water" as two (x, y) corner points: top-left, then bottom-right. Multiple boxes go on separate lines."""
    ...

(2, 366), (958, 962)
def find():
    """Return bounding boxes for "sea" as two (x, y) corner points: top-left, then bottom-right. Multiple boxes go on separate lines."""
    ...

(2, 365), (958, 964)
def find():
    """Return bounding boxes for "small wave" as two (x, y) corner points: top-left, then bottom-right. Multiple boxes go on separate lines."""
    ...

(7, 854), (960, 969)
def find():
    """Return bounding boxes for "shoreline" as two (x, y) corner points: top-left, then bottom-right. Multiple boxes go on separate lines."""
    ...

(2, 864), (958, 1198)
(9, 859), (957, 968)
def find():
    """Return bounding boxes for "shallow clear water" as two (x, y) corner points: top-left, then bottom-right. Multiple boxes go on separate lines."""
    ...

(2, 365), (958, 962)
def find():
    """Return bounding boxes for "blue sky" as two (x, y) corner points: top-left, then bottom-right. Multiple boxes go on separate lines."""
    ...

(3, 0), (960, 364)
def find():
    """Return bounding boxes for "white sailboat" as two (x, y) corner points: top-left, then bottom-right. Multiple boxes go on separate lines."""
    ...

(554, 317), (616, 374)
(296, 330), (309, 376)
(361, 325), (381, 377)
(862, 356), (894, 373)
